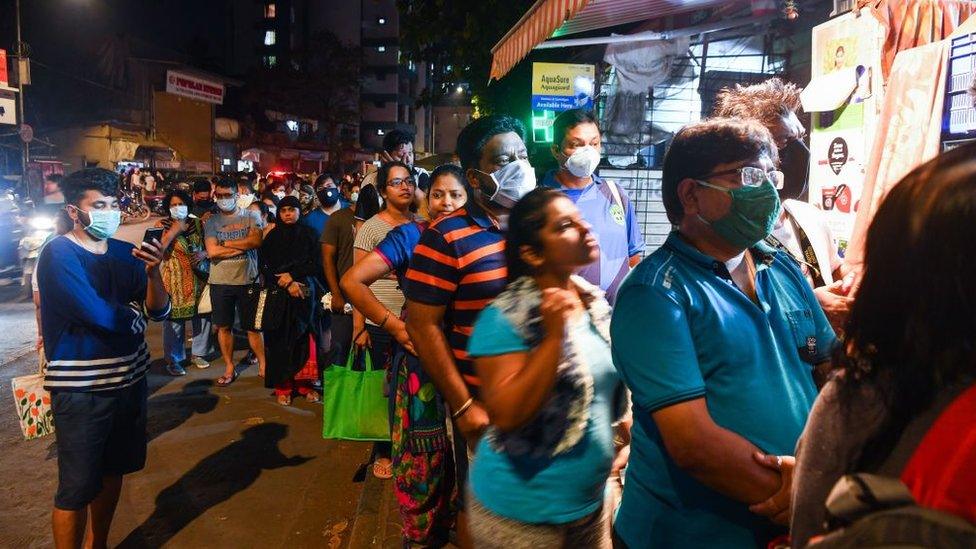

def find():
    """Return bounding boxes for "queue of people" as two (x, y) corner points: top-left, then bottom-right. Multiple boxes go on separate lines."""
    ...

(34, 77), (976, 548)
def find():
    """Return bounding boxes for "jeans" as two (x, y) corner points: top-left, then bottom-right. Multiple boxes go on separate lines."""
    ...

(162, 314), (217, 364)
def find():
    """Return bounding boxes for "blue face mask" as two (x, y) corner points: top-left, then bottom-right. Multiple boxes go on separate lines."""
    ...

(696, 178), (781, 249)
(77, 207), (122, 240)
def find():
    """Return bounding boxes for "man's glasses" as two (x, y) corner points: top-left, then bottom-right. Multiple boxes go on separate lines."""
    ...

(387, 177), (417, 188)
(700, 166), (784, 190)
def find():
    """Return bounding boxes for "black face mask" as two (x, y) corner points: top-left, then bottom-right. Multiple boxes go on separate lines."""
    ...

(778, 139), (810, 202)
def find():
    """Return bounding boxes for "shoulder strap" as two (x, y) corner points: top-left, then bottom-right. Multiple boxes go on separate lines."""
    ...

(604, 178), (623, 210)
(786, 212), (826, 287)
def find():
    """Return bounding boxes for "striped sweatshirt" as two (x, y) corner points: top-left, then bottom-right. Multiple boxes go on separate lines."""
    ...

(37, 235), (170, 392)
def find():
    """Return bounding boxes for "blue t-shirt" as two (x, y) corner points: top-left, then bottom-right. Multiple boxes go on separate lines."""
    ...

(610, 231), (837, 548)
(374, 221), (426, 286)
(302, 209), (330, 237)
(542, 171), (644, 305)
(467, 305), (618, 524)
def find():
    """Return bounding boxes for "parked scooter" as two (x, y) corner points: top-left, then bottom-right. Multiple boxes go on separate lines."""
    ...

(17, 209), (55, 298)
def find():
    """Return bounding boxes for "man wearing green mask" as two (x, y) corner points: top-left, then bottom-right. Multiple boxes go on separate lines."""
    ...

(609, 118), (837, 548)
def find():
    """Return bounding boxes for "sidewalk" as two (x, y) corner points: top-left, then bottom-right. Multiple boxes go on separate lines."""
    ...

(0, 323), (397, 548)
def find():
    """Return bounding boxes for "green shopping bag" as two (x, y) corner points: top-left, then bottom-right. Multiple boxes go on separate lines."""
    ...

(322, 347), (390, 441)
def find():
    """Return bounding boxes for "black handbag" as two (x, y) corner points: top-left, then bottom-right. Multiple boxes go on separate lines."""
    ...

(241, 283), (288, 332)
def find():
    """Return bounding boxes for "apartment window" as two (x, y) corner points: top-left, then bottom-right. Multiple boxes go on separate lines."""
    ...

(264, 31), (276, 46)
(377, 46), (386, 52)
(263, 55), (277, 68)
(377, 17), (387, 25)
(377, 129), (385, 136)
(265, 3), (276, 18)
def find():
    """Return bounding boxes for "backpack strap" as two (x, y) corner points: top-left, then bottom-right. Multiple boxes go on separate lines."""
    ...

(603, 178), (624, 210)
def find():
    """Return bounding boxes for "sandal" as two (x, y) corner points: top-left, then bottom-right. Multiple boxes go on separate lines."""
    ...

(372, 458), (393, 480)
(304, 391), (321, 404)
(277, 394), (292, 406)
(216, 370), (239, 387)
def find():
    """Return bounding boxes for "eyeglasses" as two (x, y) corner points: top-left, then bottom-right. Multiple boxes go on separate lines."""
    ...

(700, 166), (784, 190)
(387, 177), (417, 188)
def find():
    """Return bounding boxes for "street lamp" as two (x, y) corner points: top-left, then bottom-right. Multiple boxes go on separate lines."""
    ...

(14, 0), (29, 175)
(455, 86), (463, 93)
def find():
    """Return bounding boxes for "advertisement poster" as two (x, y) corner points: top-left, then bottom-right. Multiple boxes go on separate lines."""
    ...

(166, 70), (225, 105)
(808, 13), (885, 257)
(531, 62), (595, 111)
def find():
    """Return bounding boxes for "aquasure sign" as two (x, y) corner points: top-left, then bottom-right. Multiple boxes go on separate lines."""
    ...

(531, 63), (595, 111)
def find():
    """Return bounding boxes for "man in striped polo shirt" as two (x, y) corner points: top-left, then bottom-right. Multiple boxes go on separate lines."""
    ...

(36, 168), (171, 548)
(405, 114), (536, 545)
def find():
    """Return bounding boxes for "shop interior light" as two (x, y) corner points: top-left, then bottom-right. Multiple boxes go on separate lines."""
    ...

(378, 17), (386, 25)
(378, 46), (386, 52)
(456, 86), (464, 93)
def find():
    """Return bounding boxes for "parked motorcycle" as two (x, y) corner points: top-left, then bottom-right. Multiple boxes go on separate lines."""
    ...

(119, 189), (151, 224)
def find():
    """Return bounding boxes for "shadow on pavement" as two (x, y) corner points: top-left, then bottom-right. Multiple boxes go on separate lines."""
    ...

(146, 378), (219, 444)
(115, 423), (312, 548)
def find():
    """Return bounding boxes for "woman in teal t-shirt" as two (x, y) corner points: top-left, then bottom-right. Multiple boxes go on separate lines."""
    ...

(466, 187), (629, 548)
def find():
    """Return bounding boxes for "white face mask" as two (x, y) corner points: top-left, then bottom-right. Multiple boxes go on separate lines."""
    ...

(268, 206), (277, 218)
(169, 205), (188, 220)
(349, 192), (359, 203)
(216, 197), (237, 212)
(236, 194), (255, 209)
(273, 191), (286, 200)
(478, 159), (537, 208)
(562, 146), (601, 178)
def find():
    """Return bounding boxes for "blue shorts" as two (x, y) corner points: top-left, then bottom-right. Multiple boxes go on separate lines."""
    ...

(51, 378), (148, 510)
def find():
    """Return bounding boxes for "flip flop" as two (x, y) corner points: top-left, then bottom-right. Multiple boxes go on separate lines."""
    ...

(304, 391), (321, 404)
(216, 370), (239, 387)
(372, 459), (393, 480)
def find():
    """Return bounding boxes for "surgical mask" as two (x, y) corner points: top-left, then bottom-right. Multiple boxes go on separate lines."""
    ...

(169, 205), (188, 220)
(477, 159), (537, 208)
(561, 146), (601, 178)
(695, 178), (781, 249)
(778, 139), (810, 202)
(273, 191), (286, 200)
(349, 192), (359, 203)
(236, 194), (255, 209)
(216, 197), (237, 212)
(268, 206), (277, 218)
(76, 207), (121, 240)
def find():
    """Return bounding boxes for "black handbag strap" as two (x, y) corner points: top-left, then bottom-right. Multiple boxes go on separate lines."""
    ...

(765, 212), (826, 288)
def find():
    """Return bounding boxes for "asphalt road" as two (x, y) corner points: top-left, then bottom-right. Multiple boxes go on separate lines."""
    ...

(0, 217), (155, 366)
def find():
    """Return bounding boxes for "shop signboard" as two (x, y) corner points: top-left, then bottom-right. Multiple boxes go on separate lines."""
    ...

(531, 62), (595, 111)
(166, 70), (224, 105)
(806, 13), (885, 257)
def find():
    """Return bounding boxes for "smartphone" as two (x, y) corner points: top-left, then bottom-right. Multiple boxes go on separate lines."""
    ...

(142, 227), (165, 249)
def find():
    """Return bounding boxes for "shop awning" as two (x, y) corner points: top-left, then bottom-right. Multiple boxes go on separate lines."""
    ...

(489, 0), (730, 80)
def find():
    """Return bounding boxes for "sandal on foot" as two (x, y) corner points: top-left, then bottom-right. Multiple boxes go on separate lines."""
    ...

(277, 394), (292, 406)
(216, 371), (239, 387)
(304, 391), (321, 404)
(372, 458), (393, 479)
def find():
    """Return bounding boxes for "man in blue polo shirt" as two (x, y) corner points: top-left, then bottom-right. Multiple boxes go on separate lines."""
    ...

(610, 118), (836, 547)
(542, 109), (644, 305)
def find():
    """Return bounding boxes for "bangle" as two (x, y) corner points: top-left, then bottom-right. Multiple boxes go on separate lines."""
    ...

(452, 397), (474, 420)
(378, 310), (391, 328)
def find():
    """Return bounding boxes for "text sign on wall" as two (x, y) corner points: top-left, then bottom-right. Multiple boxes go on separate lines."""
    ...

(531, 62), (595, 111)
(166, 70), (224, 105)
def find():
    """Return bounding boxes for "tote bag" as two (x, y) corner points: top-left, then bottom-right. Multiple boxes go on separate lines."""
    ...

(11, 353), (54, 440)
(322, 347), (390, 441)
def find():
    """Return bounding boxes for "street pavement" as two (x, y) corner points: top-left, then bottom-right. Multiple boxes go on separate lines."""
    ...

(0, 216), (404, 548)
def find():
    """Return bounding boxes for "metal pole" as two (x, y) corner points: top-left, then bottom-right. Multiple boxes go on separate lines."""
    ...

(15, 0), (29, 177)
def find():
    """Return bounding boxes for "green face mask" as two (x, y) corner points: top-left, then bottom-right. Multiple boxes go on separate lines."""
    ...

(695, 178), (781, 249)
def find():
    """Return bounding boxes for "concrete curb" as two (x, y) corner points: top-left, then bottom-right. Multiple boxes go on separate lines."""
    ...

(347, 469), (399, 548)
(0, 346), (35, 370)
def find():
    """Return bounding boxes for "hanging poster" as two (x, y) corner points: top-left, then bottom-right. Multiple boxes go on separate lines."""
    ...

(806, 12), (885, 257)
(531, 63), (595, 111)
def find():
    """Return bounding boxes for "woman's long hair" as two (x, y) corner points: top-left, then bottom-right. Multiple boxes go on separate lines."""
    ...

(838, 142), (976, 469)
(504, 187), (565, 281)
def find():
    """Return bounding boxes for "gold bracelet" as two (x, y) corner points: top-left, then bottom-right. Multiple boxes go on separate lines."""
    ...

(451, 397), (475, 420)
